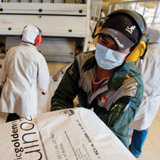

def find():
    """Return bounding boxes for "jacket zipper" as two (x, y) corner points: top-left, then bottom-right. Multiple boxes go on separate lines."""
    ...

(107, 104), (119, 125)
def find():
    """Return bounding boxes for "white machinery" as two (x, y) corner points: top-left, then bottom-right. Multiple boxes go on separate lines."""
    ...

(0, 0), (90, 62)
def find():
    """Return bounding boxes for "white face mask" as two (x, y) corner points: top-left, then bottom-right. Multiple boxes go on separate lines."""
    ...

(95, 43), (127, 70)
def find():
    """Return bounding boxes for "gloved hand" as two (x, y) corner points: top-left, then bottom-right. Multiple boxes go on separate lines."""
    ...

(42, 92), (46, 95)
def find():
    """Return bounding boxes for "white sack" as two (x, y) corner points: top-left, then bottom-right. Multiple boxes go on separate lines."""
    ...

(0, 108), (136, 160)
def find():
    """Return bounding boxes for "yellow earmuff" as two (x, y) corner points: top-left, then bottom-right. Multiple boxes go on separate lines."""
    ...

(125, 41), (146, 62)
(93, 26), (102, 47)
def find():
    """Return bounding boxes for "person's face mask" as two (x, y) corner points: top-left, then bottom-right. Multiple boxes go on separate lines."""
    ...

(95, 43), (128, 70)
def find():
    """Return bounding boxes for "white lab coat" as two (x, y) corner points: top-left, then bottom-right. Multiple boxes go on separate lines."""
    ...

(0, 43), (50, 117)
(130, 43), (160, 130)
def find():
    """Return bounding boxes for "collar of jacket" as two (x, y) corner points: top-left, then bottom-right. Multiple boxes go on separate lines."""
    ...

(109, 62), (141, 90)
(20, 42), (37, 50)
(82, 50), (96, 72)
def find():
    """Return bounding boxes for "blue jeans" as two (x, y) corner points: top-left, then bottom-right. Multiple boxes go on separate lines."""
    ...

(129, 129), (148, 158)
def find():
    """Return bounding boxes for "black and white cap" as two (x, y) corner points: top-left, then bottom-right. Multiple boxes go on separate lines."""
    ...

(95, 14), (141, 50)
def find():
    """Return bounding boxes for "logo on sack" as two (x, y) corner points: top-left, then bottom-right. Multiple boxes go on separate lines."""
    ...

(60, 109), (74, 117)
(125, 25), (136, 34)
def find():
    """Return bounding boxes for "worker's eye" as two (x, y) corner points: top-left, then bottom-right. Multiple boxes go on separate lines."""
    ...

(101, 40), (108, 45)
(99, 37), (108, 45)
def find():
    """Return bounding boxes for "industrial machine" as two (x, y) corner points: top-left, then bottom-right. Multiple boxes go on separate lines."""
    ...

(0, 0), (90, 62)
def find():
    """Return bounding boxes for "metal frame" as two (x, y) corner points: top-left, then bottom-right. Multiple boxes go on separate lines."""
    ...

(91, 0), (160, 27)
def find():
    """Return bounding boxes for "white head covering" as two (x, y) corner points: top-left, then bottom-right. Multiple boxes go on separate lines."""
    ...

(21, 25), (40, 44)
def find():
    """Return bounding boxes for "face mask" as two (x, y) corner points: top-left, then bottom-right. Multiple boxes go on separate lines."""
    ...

(95, 43), (127, 70)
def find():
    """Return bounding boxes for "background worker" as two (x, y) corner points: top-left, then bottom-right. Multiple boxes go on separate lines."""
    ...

(0, 24), (50, 122)
(129, 25), (160, 158)
(51, 9), (149, 147)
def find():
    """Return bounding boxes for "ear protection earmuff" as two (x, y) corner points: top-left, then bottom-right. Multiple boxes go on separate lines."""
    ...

(92, 17), (105, 47)
(21, 25), (42, 46)
(35, 33), (42, 46)
(92, 9), (149, 62)
(34, 26), (42, 46)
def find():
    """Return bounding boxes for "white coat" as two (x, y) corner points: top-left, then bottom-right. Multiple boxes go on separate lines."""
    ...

(0, 43), (50, 117)
(130, 43), (160, 130)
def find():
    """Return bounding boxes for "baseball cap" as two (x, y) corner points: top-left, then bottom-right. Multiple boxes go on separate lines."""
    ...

(21, 25), (41, 44)
(95, 14), (141, 50)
